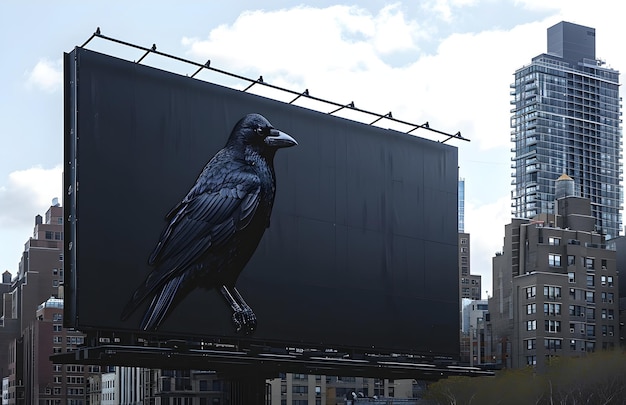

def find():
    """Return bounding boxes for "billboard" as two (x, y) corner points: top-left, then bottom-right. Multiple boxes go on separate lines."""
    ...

(64, 47), (459, 358)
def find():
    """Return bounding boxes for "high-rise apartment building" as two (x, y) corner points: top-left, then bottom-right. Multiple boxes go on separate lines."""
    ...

(490, 176), (620, 370)
(510, 21), (622, 239)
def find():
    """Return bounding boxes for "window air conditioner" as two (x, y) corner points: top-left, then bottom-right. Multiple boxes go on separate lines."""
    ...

(609, 332), (614, 336)
(570, 328), (575, 333)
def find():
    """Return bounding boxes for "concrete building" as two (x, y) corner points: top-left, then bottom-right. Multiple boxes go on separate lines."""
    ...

(459, 233), (481, 302)
(1, 203), (65, 404)
(605, 236), (626, 349)
(510, 21), (622, 239)
(268, 374), (417, 405)
(0, 203), (101, 404)
(490, 176), (620, 370)
(459, 299), (489, 366)
(458, 179), (481, 303)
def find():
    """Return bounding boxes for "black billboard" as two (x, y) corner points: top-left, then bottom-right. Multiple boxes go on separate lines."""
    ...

(64, 47), (459, 358)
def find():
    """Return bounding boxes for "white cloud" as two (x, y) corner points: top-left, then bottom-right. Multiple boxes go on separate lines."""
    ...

(370, 4), (424, 55)
(25, 58), (62, 93)
(0, 165), (63, 273)
(0, 165), (63, 228)
(180, 5), (549, 151)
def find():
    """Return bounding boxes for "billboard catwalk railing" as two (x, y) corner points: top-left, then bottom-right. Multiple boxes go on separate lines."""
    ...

(79, 27), (469, 144)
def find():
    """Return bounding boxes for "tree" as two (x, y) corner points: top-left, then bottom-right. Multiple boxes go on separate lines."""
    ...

(425, 351), (626, 405)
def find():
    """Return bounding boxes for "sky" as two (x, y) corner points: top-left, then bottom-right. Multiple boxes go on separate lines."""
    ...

(0, 1), (624, 298)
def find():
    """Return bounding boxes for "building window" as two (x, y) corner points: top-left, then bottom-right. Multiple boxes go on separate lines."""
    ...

(567, 255), (575, 266)
(544, 303), (561, 316)
(568, 272), (575, 283)
(545, 320), (561, 333)
(548, 237), (560, 246)
(292, 386), (308, 394)
(586, 291), (594, 303)
(526, 339), (536, 350)
(527, 303), (536, 315)
(526, 286), (536, 299)
(585, 257), (595, 270)
(544, 338), (561, 350)
(607, 276), (614, 287)
(569, 288), (576, 299)
(548, 254), (561, 267)
(544, 286), (561, 299)
(526, 356), (536, 366)
(527, 320), (537, 331)
(586, 275), (594, 287)
(570, 340), (577, 350)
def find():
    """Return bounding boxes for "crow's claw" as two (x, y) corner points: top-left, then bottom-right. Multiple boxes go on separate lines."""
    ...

(232, 307), (257, 334)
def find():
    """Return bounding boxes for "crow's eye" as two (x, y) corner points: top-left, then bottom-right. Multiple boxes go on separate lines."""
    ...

(255, 126), (271, 137)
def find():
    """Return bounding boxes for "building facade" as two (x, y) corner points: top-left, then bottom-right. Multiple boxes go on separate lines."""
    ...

(510, 21), (622, 239)
(268, 374), (417, 405)
(459, 233), (481, 302)
(490, 183), (620, 370)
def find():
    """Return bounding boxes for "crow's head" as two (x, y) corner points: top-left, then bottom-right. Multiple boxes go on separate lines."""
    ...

(228, 113), (297, 153)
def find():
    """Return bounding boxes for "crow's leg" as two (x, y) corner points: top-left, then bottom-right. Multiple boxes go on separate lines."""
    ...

(220, 286), (256, 334)
(232, 287), (257, 333)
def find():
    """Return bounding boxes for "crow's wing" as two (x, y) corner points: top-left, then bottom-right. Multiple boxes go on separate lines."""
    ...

(121, 159), (261, 320)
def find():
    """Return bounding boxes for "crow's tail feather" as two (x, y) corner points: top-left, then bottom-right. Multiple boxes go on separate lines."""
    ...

(139, 275), (185, 331)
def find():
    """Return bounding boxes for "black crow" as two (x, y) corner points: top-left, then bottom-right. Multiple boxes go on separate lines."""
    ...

(121, 113), (297, 334)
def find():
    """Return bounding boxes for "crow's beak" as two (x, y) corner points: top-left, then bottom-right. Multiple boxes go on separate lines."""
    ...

(265, 129), (297, 148)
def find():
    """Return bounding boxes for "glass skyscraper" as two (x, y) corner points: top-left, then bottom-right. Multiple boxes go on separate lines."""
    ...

(510, 21), (623, 239)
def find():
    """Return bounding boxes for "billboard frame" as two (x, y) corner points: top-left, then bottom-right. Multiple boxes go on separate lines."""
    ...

(63, 31), (466, 366)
